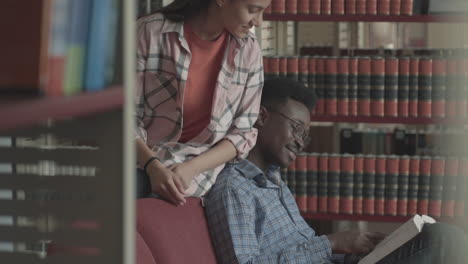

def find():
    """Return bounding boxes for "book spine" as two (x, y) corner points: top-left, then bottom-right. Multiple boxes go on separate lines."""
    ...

(287, 159), (296, 198)
(318, 154), (329, 213)
(321, 0), (332, 15)
(385, 156), (399, 216)
(263, 56), (271, 80)
(332, 0), (345, 14)
(295, 154), (308, 212)
(279, 56), (288, 78)
(390, 0), (401, 15)
(398, 57), (410, 117)
(308, 57), (318, 115)
(428, 157), (444, 217)
(418, 57), (432, 117)
(299, 56), (309, 87)
(363, 155), (376, 215)
(385, 57), (399, 117)
(337, 57), (350, 116)
(353, 155), (364, 214)
(287, 56), (299, 82)
(328, 154), (341, 213)
(345, 0), (356, 15)
(445, 57), (457, 118)
(356, 0), (366, 14)
(297, 0), (310, 14)
(307, 153), (319, 213)
(401, 0), (413, 15)
(442, 158), (458, 217)
(358, 57), (371, 116)
(325, 57), (338, 116)
(455, 159), (468, 217)
(340, 155), (354, 214)
(375, 155), (387, 215)
(316, 57), (326, 115)
(456, 57), (468, 118)
(367, 0), (377, 15)
(431, 57), (447, 118)
(409, 57), (419, 117)
(370, 57), (385, 117)
(269, 56), (280, 79)
(408, 157), (420, 215)
(377, 0), (390, 15)
(348, 57), (359, 116)
(271, 0), (286, 14)
(417, 157), (431, 215)
(398, 156), (410, 216)
(286, 0), (298, 14)
(310, 0), (321, 14)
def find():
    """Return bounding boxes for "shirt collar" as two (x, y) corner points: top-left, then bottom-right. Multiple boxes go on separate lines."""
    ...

(159, 16), (254, 47)
(234, 160), (282, 188)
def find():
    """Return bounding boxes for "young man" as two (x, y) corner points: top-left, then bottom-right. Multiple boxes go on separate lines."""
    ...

(205, 78), (466, 264)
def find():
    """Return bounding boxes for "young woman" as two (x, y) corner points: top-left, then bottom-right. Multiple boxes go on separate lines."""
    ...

(136, 0), (270, 205)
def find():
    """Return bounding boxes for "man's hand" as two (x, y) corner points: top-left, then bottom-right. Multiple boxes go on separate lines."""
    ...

(146, 161), (186, 206)
(327, 231), (386, 255)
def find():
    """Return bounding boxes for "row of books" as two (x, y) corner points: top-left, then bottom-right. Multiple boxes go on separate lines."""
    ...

(340, 128), (466, 156)
(300, 47), (464, 58)
(283, 153), (467, 217)
(263, 55), (468, 118)
(266, 0), (415, 16)
(1, 0), (120, 97)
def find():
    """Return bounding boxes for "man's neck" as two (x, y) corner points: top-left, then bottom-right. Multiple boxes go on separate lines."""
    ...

(246, 147), (268, 172)
(186, 4), (225, 41)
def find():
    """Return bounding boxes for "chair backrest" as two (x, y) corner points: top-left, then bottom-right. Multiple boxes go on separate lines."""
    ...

(136, 198), (217, 264)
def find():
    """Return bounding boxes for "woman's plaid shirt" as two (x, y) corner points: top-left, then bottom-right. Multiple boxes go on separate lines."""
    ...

(135, 13), (264, 197)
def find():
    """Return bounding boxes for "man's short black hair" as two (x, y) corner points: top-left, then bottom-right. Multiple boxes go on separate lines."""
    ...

(261, 78), (316, 110)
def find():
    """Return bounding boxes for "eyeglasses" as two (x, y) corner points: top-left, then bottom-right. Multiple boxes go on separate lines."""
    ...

(267, 109), (309, 142)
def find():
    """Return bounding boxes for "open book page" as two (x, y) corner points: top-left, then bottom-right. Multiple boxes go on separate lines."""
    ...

(358, 215), (436, 264)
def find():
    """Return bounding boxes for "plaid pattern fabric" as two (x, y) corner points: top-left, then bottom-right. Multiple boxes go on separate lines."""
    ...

(135, 13), (264, 197)
(205, 160), (346, 264)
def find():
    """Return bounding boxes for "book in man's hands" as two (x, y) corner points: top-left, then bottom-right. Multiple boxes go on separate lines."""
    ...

(358, 214), (436, 264)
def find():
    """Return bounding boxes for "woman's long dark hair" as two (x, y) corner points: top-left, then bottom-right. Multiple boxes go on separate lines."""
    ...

(157, 0), (212, 22)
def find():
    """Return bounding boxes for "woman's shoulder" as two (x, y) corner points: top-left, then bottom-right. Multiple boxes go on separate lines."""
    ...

(137, 13), (180, 34)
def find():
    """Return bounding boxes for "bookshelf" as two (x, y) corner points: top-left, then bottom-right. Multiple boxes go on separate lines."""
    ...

(264, 14), (468, 23)
(0, 0), (135, 263)
(309, 115), (468, 125)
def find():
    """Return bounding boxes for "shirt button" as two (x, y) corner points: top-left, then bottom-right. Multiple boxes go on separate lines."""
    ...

(302, 243), (308, 249)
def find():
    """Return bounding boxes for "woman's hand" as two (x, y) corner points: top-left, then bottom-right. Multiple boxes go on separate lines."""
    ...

(169, 162), (200, 193)
(146, 161), (186, 206)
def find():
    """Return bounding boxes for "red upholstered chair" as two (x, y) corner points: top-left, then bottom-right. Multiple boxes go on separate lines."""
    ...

(136, 231), (156, 264)
(136, 197), (217, 264)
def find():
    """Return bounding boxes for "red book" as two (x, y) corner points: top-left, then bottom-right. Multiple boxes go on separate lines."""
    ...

(269, 56), (280, 79)
(417, 157), (432, 215)
(356, 0), (367, 14)
(401, 0), (413, 15)
(428, 157), (444, 217)
(316, 57), (326, 115)
(318, 154), (329, 213)
(407, 157), (420, 215)
(375, 155), (386, 215)
(442, 158), (458, 217)
(307, 153), (319, 213)
(390, 0), (401, 15)
(358, 57), (372, 116)
(385, 156), (399, 216)
(308, 57), (318, 115)
(456, 57), (468, 118)
(264, 2), (272, 14)
(332, 0), (345, 14)
(310, 0), (321, 14)
(455, 159), (468, 217)
(353, 155), (364, 214)
(345, 0), (357, 14)
(349, 58), (359, 116)
(287, 56), (299, 82)
(279, 56), (288, 78)
(321, 0), (332, 15)
(337, 57), (350, 116)
(409, 58), (420, 117)
(418, 58), (432, 118)
(367, 0), (377, 15)
(298, 0), (310, 14)
(363, 155), (376, 215)
(286, 0), (298, 14)
(325, 57), (338, 116)
(370, 57), (385, 117)
(271, 0), (286, 14)
(384, 57), (399, 117)
(431, 57), (447, 118)
(328, 154), (341, 213)
(340, 155), (354, 214)
(398, 57), (410, 117)
(445, 57), (457, 118)
(377, 0), (390, 15)
(295, 154), (308, 212)
(299, 56), (309, 87)
(397, 156), (410, 216)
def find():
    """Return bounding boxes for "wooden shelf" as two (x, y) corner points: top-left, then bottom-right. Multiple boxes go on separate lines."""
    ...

(264, 14), (468, 23)
(0, 87), (123, 133)
(301, 212), (465, 224)
(310, 115), (467, 124)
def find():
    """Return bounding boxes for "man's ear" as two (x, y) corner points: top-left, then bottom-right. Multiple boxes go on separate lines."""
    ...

(254, 105), (269, 129)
